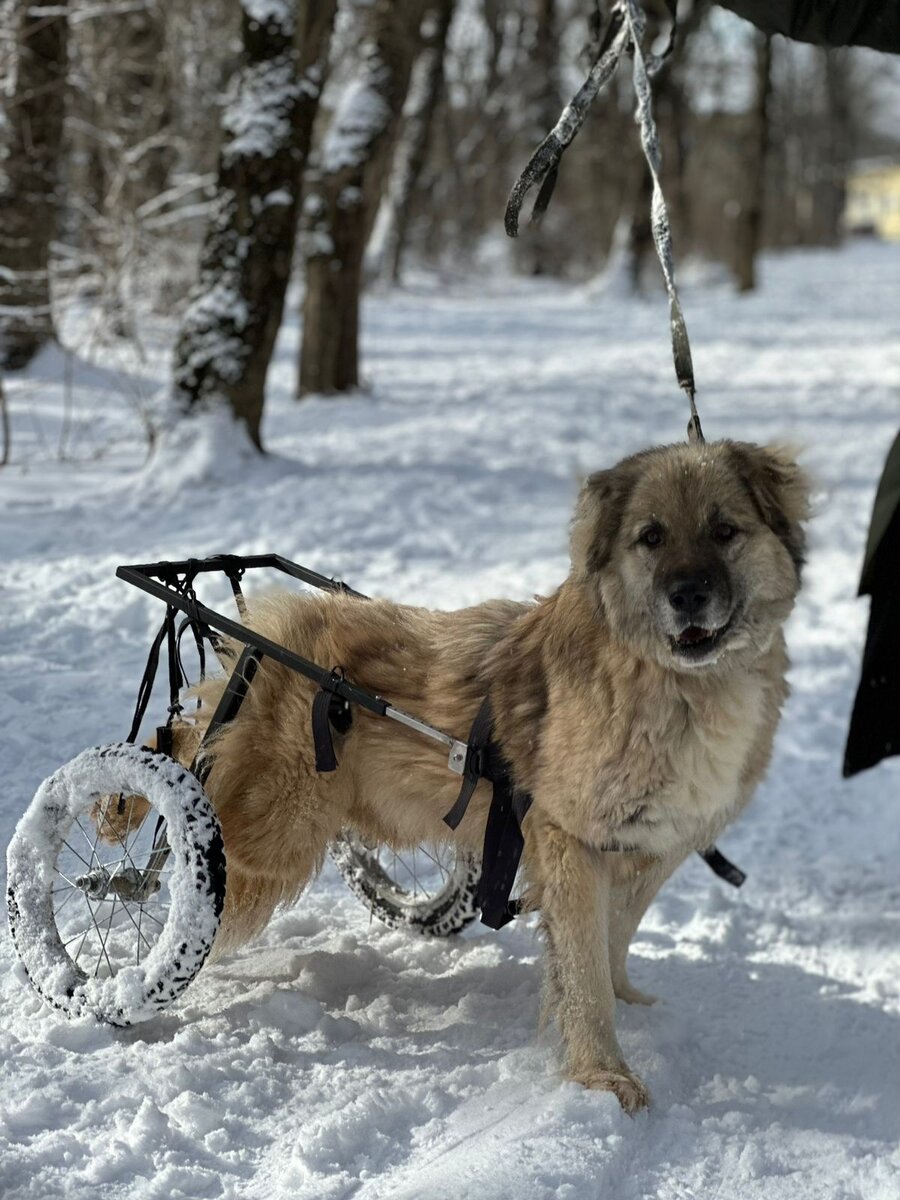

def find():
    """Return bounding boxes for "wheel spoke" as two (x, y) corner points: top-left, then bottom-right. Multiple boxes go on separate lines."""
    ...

(93, 802), (144, 875)
(53, 884), (80, 918)
(88, 798), (106, 863)
(95, 895), (119, 977)
(416, 843), (450, 880)
(372, 841), (453, 898)
(74, 816), (97, 857)
(61, 840), (92, 870)
(62, 923), (95, 949)
(138, 906), (165, 929)
(118, 898), (153, 961)
(55, 868), (83, 889)
(74, 897), (99, 964)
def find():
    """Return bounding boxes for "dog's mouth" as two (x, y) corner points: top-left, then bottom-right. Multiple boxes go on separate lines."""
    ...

(669, 618), (733, 660)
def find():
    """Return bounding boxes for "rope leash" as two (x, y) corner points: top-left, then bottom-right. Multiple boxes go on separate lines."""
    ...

(505, 0), (704, 444)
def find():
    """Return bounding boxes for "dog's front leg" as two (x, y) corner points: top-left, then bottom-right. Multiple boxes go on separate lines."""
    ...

(535, 819), (650, 1113)
(608, 853), (686, 1006)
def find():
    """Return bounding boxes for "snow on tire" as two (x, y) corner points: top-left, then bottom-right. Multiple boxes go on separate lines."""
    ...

(329, 829), (481, 937)
(6, 743), (225, 1025)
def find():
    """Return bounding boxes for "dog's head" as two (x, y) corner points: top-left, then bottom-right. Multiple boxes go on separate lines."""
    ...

(570, 440), (811, 671)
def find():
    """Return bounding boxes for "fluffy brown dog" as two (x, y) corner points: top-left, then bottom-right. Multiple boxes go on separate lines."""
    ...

(118, 439), (811, 1112)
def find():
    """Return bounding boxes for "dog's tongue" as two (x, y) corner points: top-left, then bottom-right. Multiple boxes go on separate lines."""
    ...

(678, 625), (712, 645)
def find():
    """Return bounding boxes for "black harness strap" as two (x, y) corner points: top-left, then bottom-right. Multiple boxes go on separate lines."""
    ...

(478, 779), (533, 930)
(226, 567), (250, 623)
(164, 603), (183, 721)
(192, 646), (263, 786)
(175, 613), (211, 698)
(443, 697), (533, 930)
(700, 846), (746, 889)
(126, 613), (170, 745)
(312, 670), (354, 773)
(443, 696), (494, 830)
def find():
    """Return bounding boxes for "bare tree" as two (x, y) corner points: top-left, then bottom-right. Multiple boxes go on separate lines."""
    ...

(0, 370), (8, 466)
(368, 0), (456, 284)
(515, 0), (563, 276)
(626, 0), (715, 288)
(172, 0), (337, 448)
(819, 48), (854, 245)
(298, 0), (425, 397)
(734, 31), (772, 292)
(66, 0), (176, 337)
(0, 1), (68, 369)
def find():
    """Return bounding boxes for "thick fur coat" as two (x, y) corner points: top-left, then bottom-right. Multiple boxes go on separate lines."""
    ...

(113, 439), (811, 1112)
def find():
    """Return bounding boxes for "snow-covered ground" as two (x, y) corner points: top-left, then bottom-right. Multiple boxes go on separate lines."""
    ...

(2, 242), (899, 1198)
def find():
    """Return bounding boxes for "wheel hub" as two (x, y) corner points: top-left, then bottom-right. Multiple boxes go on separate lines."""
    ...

(74, 867), (160, 903)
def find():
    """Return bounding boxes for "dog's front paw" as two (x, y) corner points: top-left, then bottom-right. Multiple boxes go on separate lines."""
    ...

(573, 1066), (651, 1114)
(613, 977), (657, 1006)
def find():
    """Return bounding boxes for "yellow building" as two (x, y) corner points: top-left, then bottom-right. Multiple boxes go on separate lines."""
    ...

(844, 160), (900, 240)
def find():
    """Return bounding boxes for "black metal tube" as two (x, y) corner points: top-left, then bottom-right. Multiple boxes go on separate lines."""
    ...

(116, 559), (385, 716)
(117, 554), (366, 598)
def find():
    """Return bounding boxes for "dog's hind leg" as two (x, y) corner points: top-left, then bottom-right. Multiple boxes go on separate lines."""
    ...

(210, 866), (293, 957)
(533, 817), (650, 1113)
(199, 713), (342, 953)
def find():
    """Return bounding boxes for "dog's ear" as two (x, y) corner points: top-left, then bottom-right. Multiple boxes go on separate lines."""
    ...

(728, 442), (811, 576)
(570, 460), (639, 578)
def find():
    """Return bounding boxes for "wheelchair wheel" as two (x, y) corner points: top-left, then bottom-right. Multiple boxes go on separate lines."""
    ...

(6, 743), (225, 1025)
(329, 830), (481, 936)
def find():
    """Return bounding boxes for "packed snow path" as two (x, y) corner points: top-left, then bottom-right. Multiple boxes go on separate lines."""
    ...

(2, 243), (899, 1198)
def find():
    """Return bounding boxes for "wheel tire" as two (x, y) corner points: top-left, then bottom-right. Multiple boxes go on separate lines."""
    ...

(329, 829), (481, 936)
(6, 743), (225, 1025)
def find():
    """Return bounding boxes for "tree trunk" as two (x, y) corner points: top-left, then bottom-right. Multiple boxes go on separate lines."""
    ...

(298, 0), (425, 397)
(68, 0), (176, 338)
(734, 32), (772, 293)
(820, 48), (852, 246)
(627, 163), (655, 291)
(624, 0), (709, 290)
(515, 0), (563, 276)
(0, 372), (9, 467)
(0, 2), (69, 370)
(660, 0), (711, 256)
(369, 0), (456, 284)
(172, 0), (336, 448)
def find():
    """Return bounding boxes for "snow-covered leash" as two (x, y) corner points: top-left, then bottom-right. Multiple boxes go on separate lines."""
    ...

(505, 0), (704, 444)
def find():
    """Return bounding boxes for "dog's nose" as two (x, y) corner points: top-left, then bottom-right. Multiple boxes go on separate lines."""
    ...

(668, 576), (711, 619)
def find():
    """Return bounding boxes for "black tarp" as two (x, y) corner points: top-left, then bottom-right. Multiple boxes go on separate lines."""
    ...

(844, 434), (900, 776)
(715, 0), (900, 54)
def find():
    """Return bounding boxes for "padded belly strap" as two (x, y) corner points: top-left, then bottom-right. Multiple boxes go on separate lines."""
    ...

(443, 696), (532, 930)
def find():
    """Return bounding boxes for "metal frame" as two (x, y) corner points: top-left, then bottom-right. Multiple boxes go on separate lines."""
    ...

(117, 554), (470, 775)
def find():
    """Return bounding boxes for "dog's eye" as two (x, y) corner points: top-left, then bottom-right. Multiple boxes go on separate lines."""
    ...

(712, 522), (738, 544)
(638, 526), (664, 548)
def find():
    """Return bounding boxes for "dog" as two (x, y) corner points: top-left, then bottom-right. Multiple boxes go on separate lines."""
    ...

(103, 438), (810, 1112)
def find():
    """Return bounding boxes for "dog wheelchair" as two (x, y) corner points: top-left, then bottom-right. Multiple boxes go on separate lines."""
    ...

(6, 555), (486, 1025)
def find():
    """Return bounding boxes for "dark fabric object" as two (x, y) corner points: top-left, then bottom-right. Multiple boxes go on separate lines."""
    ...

(714, 1), (900, 54)
(859, 431), (900, 596)
(478, 784), (533, 930)
(443, 697), (534, 928)
(312, 687), (339, 773)
(443, 696), (496, 830)
(844, 459), (900, 776)
(126, 615), (170, 745)
(699, 845), (747, 887)
(312, 687), (352, 774)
